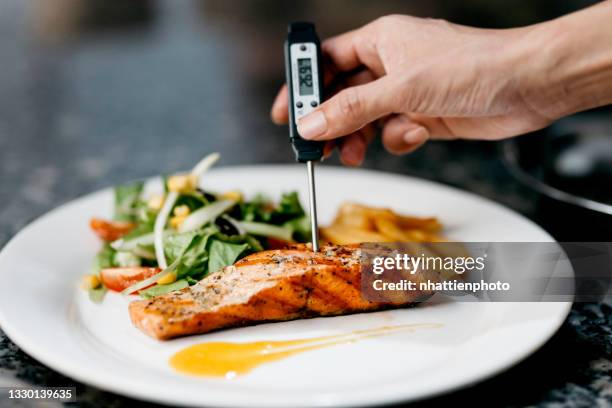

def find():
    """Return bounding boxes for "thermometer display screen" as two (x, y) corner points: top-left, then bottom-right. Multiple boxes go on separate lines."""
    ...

(297, 58), (314, 95)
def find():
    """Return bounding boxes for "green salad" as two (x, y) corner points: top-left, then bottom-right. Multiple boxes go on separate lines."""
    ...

(84, 153), (309, 302)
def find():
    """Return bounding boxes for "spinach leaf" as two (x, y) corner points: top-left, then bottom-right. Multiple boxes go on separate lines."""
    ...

(164, 230), (201, 264)
(119, 202), (156, 241)
(185, 276), (199, 285)
(238, 193), (272, 222)
(88, 245), (116, 302)
(162, 228), (259, 283)
(139, 279), (189, 298)
(212, 232), (263, 256)
(163, 228), (219, 280)
(122, 221), (153, 241)
(275, 192), (305, 220)
(283, 215), (311, 242)
(88, 287), (108, 303)
(237, 191), (305, 225)
(174, 193), (207, 212)
(91, 244), (116, 275)
(208, 239), (249, 274)
(175, 233), (212, 278)
(114, 182), (144, 222)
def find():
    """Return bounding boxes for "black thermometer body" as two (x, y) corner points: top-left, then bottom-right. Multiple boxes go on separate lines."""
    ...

(284, 22), (325, 163)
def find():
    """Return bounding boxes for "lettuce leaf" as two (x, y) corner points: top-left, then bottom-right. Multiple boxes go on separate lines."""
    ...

(237, 193), (271, 222)
(160, 227), (258, 286)
(139, 279), (189, 299)
(88, 287), (107, 303)
(208, 239), (249, 274)
(237, 192), (305, 225)
(88, 245), (116, 303)
(114, 182), (144, 222)
(174, 233), (212, 279)
(164, 230), (202, 264)
(174, 193), (208, 212)
(283, 215), (311, 242)
(121, 202), (157, 241)
(276, 191), (305, 221)
(90, 244), (116, 275)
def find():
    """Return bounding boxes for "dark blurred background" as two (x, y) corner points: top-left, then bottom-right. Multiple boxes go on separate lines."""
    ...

(2, 0), (610, 245)
(1, 1), (612, 407)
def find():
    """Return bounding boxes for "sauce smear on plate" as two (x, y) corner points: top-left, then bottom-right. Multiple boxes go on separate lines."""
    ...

(170, 323), (442, 378)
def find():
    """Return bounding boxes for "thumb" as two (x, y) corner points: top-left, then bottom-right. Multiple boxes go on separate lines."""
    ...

(297, 76), (395, 141)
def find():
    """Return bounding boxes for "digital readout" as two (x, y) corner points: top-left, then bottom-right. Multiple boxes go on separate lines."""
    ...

(298, 58), (314, 95)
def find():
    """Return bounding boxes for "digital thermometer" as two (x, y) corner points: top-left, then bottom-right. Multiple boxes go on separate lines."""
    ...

(284, 22), (324, 251)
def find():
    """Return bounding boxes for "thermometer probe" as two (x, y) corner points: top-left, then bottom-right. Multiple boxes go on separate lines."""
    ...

(284, 22), (325, 252)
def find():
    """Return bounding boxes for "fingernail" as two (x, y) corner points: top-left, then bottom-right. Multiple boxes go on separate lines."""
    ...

(341, 144), (363, 166)
(403, 128), (427, 144)
(297, 111), (327, 139)
(322, 144), (334, 161)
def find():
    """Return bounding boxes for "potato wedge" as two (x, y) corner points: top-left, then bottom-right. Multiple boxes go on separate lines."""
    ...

(320, 224), (391, 245)
(321, 202), (445, 245)
(373, 216), (409, 241)
(398, 216), (442, 232)
(334, 202), (375, 230)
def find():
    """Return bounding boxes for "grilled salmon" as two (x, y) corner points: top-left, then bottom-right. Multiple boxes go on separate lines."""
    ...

(129, 244), (434, 340)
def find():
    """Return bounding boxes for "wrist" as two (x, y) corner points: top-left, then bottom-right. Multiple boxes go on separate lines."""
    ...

(514, 3), (612, 120)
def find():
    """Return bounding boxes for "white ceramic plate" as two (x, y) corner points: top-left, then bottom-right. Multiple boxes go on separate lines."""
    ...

(0, 165), (571, 407)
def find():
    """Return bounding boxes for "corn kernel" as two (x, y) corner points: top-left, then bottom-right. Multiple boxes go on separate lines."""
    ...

(173, 205), (191, 217)
(170, 215), (187, 229)
(82, 274), (101, 290)
(167, 173), (197, 193)
(157, 271), (177, 285)
(219, 190), (243, 202)
(148, 194), (165, 211)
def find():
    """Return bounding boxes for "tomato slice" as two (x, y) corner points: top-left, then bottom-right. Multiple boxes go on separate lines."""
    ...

(100, 267), (160, 292)
(266, 237), (292, 250)
(90, 218), (135, 242)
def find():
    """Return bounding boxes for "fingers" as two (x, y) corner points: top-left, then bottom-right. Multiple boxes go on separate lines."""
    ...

(337, 71), (377, 166)
(322, 141), (336, 160)
(344, 69), (376, 88)
(339, 133), (367, 166)
(322, 26), (385, 76)
(271, 21), (381, 127)
(338, 124), (376, 166)
(271, 62), (374, 126)
(405, 114), (457, 140)
(272, 22), (381, 125)
(321, 70), (378, 165)
(321, 29), (362, 71)
(322, 124), (376, 165)
(297, 76), (396, 141)
(381, 115), (430, 155)
(271, 85), (289, 124)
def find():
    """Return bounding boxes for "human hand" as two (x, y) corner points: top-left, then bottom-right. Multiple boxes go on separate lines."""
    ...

(270, 15), (561, 165)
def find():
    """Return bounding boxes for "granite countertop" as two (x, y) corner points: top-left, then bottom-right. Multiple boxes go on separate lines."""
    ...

(0, 1), (610, 406)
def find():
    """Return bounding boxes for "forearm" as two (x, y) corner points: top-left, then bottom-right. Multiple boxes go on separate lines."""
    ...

(518, 1), (612, 120)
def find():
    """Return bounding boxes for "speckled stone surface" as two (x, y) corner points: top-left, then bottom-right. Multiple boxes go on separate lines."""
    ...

(0, 1), (610, 407)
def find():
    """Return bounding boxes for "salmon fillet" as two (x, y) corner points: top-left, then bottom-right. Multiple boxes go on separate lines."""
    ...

(129, 244), (434, 340)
